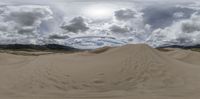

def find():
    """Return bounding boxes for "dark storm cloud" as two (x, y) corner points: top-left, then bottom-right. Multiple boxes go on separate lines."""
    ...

(61, 17), (89, 33)
(142, 5), (195, 29)
(114, 9), (137, 21)
(49, 34), (69, 39)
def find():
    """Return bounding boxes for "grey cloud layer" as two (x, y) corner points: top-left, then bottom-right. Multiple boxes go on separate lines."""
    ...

(0, 5), (54, 45)
(0, 1), (199, 48)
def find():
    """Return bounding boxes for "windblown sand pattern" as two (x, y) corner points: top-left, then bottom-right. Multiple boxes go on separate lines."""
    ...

(0, 44), (200, 99)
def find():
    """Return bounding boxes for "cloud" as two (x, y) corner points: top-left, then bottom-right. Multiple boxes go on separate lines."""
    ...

(114, 9), (138, 21)
(142, 5), (195, 29)
(0, 5), (53, 34)
(173, 12), (185, 18)
(109, 25), (131, 33)
(0, 1), (199, 49)
(17, 26), (35, 34)
(176, 13), (200, 34)
(181, 22), (200, 33)
(61, 17), (89, 33)
(148, 12), (200, 47)
(181, 14), (200, 33)
(49, 34), (69, 39)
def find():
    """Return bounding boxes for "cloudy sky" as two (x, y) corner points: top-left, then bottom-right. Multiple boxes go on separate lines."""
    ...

(0, 0), (198, 49)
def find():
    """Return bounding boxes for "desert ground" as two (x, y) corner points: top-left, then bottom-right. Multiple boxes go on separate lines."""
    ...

(0, 44), (200, 99)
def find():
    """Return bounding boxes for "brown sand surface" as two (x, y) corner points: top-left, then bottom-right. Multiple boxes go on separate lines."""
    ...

(0, 44), (200, 99)
(161, 48), (200, 65)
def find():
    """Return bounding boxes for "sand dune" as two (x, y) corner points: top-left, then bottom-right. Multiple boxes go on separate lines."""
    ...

(0, 44), (200, 99)
(162, 48), (200, 65)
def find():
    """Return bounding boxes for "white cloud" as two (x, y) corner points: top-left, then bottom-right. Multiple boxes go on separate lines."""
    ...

(148, 12), (200, 47)
(173, 12), (184, 18)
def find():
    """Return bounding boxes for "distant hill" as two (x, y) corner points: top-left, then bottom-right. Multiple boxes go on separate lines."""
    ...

(1, 44), (200, 52)
(158, 44), (200, 49)
(0, 44), (81, 52)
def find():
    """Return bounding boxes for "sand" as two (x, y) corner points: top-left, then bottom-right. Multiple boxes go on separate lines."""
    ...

(0, 44), (200, 99)
(161, 48), (200, 65)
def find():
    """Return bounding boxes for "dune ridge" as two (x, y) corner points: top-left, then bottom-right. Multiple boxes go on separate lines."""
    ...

(162, 48), (200, 66)
(0, 44), (200, 99)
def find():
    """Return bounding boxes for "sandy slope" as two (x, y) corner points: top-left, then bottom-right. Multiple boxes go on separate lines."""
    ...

(0, 44), (200, 99)
(161, 48), (200, 66)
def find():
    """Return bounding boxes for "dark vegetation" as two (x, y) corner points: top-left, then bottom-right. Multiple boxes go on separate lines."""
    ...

(0, 44), (83, 56)
(0, 44), (81, 52)
(158, 45), (200, 52)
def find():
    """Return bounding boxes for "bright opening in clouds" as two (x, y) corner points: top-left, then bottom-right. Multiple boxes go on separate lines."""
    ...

(0, 0), (199, 49)
(82, 5), (114, 20)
